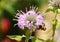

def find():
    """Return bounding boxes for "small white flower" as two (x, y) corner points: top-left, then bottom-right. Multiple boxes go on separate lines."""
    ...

(49, 0), (60, 7)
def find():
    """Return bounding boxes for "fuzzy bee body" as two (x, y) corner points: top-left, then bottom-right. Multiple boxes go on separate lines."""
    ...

(37, 23), (46, 31)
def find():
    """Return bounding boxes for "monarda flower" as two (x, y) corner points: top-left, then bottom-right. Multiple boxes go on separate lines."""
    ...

(49, 0), (60, 7)
(13, 6), (44, 31)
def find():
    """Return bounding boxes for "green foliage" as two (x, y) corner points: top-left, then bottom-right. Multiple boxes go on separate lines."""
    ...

(45, 39), (53, 42)
(46, 8), (53, 13)
(52, 19), (58, 35)
(4, 4), (15, 15)
(29, 36), (36, 42)
(0, 0), (54, 42)
(53, 7), (59, 14)
(8, 35), (24, 41)
(46, 6), (58, 33)
(35, 38), (44, 42)
(46, 7), (59, 14)
(46, 5), (59, 42)
(31, 37), (36, 42)
(0, 0), (17, 16)
(24, 27), (31, 39)
(0, 33), (5, 40)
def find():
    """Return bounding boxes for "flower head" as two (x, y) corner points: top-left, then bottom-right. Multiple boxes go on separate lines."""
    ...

(14, 6), (44, 31)
(49, 0), (60, 7)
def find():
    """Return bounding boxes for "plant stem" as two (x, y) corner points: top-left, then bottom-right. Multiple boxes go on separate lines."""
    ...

(52, 32), (55, 42)
(52, 12), (57, 42)
(25, 39), (29, 42)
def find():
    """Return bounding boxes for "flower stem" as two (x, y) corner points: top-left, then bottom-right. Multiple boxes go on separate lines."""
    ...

(52, 12), (57, 42)
(25, 39), (29, 42)
(52, 31), (55, 42)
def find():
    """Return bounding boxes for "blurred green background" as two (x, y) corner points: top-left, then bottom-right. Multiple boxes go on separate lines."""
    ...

(0, 0), (48, 35)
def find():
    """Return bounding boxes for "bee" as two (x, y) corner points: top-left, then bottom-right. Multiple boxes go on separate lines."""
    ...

(37, 23), (46, 31)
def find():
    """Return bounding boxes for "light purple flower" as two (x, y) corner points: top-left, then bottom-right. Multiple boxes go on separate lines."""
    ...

(14, 7), (44, 30)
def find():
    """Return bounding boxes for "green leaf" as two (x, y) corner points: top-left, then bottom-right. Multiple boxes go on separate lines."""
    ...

(30, 36), (45, 42)
(45, 39), (53, 42)
(46, 7), (59, 14)
(35, 38), (44, 42)
(30, 36), (36, 42)
(8, 35), (23, 41)
(45, 8), (53, 13)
